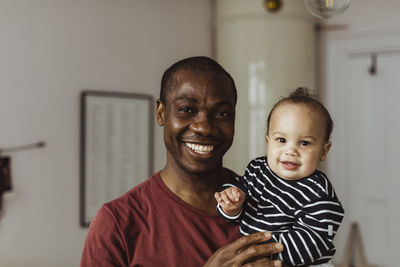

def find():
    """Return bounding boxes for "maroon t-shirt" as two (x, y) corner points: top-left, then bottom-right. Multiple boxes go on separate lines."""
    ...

(81, 172), (240, 267)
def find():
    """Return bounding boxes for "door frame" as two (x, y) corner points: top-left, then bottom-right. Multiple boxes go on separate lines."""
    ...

(323, 32), (400, 264)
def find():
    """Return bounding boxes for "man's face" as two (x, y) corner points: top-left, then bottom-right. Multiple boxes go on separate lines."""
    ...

(266, 103), (331, 180)
(157, 70), (236, 175)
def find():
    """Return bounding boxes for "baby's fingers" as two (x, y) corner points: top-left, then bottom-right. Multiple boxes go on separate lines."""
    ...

(219, 190), (234, 205)
(214, 192), (223, 203)
(231, 187), (245, 201)
(227, 187), (240, 202)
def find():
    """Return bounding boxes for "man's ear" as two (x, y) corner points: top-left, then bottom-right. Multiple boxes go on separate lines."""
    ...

(320, 141), (332, 161)
(156, 99), (165, 126)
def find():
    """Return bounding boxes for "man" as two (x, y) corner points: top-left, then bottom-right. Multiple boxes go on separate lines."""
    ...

(81, 56), (283, 266)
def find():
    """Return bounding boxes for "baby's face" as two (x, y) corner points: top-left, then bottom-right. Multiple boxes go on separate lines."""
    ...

(266, 103), (331, 180)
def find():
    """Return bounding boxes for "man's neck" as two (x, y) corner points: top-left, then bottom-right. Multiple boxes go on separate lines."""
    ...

(160, 166), (231, 215)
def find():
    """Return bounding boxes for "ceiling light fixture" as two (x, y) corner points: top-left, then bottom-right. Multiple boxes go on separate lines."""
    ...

(304, 0), (351, 19)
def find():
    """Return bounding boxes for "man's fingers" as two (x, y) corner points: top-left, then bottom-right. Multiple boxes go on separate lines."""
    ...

(230, 232), (272, 251)
(243, 258), (282, 267)
(235, 240), (283, 267)
(237, 238), (283, 255)
(204, 232), (284, 267)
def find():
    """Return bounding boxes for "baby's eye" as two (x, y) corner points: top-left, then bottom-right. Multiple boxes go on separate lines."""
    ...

(277, 138), (286, 143)
(299, 140), (311, 146)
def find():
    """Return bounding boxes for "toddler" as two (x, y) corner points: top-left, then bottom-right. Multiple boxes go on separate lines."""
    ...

(215, 87), (344, 266)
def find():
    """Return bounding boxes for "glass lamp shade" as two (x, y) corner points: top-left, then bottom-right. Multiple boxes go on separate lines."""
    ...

(304, 0), (351, 19)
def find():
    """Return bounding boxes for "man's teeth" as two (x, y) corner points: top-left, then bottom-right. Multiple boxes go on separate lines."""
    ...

(185, 143), (214, 154)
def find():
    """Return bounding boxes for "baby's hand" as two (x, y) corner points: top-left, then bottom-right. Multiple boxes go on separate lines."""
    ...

(214, 187), (245, 216)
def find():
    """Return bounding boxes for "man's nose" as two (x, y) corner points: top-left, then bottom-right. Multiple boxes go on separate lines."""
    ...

(191, 113), (214, 136)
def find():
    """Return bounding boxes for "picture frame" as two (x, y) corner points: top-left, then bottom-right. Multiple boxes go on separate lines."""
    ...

(80, 91), (154, 227)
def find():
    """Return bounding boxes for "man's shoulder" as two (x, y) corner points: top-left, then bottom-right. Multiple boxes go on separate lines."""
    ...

(222, 167), (238, 179)
(103, 172), (161, 212)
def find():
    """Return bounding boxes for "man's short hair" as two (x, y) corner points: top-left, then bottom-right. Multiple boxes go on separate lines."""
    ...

(160, 56), (237, 104)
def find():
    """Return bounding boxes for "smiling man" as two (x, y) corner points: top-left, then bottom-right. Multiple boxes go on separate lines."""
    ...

(81, 57), (283, 267)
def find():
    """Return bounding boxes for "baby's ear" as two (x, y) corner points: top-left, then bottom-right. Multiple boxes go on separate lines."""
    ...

(320, 142), (332, 161)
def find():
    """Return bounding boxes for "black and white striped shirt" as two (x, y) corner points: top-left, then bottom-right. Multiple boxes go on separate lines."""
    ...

(217, 156), (344, 266)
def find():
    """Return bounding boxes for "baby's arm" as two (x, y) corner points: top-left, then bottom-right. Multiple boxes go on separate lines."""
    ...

(214, 187), (246, 217)
(271, 194), (344, 266)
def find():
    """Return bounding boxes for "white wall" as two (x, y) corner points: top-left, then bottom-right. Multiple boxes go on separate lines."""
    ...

(320, 0), (400, 264)
(319, 0), (400, 99)
(323, 0), (400, 35)
(216, 0), (316, 174)
(0, 0), (212, 266)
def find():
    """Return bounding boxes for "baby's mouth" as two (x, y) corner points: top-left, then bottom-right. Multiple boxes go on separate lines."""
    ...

(281, 161), (300, 170)
(185, 143), (214, 155)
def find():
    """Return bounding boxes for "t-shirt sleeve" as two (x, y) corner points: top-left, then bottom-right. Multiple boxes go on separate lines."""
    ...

(80, 205), (128, 267)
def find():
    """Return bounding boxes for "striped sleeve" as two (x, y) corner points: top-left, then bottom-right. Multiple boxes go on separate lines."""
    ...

(216, 203), (243, 222)
(217, 159), (259, 221)
(217, 176), (245, 222)
(220, 158), (263, 199)
(272, 177), (344, 266)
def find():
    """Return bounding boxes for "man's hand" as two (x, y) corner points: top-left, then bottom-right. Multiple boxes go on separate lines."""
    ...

(204, 232), (283, 267)
(214, 186), (246, 216)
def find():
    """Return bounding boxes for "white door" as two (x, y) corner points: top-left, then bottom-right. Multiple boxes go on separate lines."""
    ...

(325, 34), (400, 267)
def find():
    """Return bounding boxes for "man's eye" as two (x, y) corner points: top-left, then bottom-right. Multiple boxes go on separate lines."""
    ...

(216, 111), (231, 118)
(178, 107), (193, 113)
(300, 140), (311, 146)
(277, 138), (286, 143)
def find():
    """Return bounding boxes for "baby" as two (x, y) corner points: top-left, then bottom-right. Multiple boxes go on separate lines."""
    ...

(215, 87), (344, 266)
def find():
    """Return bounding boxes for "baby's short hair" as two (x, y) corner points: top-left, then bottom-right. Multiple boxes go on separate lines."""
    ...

(266, 87), (333, 141)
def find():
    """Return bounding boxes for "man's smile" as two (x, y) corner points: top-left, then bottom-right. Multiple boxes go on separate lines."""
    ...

(185, 142), (214, 155)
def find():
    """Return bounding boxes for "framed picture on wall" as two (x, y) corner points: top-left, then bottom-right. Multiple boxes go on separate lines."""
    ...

(80, 91), (154, 227)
